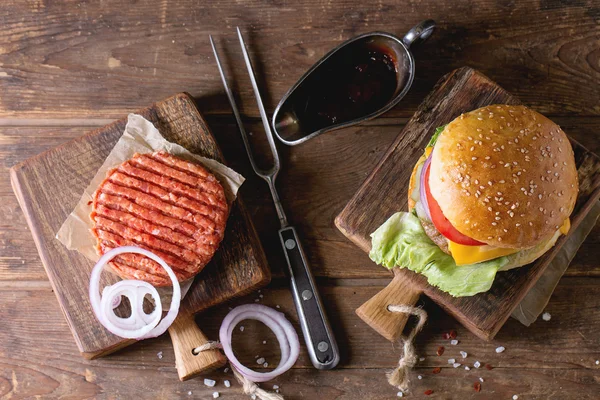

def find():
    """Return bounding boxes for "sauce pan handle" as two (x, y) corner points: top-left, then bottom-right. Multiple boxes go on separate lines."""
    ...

(402, 19), (436, 49)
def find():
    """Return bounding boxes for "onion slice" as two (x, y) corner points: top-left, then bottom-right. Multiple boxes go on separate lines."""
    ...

(419, 154), (433, 221)
(219, 304), (299, 383)
(89, 246), (181, 340)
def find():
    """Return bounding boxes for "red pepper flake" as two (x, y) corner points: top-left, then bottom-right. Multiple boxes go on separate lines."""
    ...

(424, 389), (434, 395)
(437, 346), (445, 356)
(442, 332), (450, 340)
(449, 330), (458, 339)
(485, 363), (493, 370)
(474, 382), (482, 392)
(87, 201), (93, 205)
(432, 367), (441, 374)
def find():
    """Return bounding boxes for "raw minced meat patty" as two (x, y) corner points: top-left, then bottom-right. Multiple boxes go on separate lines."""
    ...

(90, 151), (229, 286)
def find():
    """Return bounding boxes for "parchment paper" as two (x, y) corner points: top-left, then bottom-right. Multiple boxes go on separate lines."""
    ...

(512, 201), (600, 325)
(56, 113), (245, 264)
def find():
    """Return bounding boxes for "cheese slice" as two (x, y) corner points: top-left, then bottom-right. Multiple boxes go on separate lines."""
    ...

(448, 241), (520, 266)
(559, 218), (570, 234)
(449, 218), (570, 266)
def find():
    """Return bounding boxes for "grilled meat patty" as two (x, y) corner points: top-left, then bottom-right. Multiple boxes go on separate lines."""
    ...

(90, 151), (229, 286)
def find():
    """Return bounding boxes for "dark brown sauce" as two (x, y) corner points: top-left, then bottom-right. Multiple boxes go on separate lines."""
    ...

(298, 45), (398, 132)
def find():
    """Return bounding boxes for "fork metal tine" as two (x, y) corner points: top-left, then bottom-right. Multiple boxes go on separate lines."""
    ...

(209, 35), (269, 179)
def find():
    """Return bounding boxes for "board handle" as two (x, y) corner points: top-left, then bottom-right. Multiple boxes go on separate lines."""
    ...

(169, 308), (227, 381)
(356, 273), (422, 342)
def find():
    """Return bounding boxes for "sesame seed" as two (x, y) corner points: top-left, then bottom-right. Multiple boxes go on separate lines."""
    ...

(529, 222), (533, 226)
(477, 117), (483, 120)
(468, 136), (473, 140)
(470, 146), (475, 151)
(504, 163), (510, 167)
(539, 207), (544, 212)
(509, 212), (514, 217)
(492, 222), (497, 226)
(487, 207), (492, 212)
(503, 229), (508, 232)
(516, 223), (521, 227)
(498, 237), (502, 241)
(495, 217), (501, 221)
(472, 157), (478, 160)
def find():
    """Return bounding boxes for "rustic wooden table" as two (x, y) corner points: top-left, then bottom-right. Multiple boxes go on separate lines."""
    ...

(1, 1), (599, 399)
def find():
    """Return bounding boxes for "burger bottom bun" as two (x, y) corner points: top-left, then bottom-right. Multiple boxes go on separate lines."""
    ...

(499, 229), (561, 271)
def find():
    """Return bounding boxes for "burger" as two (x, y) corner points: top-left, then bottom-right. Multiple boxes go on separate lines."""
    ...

(369, 105), (578, 297)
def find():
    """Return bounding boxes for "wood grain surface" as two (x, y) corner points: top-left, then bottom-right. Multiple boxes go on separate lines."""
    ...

(9, 93), (270, 357)
(1, 0), (599, 398)
(336, 67), (600, 341)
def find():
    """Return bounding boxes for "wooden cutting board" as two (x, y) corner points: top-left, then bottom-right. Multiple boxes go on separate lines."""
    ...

(335, 67), (600, 341)
(10, 92), (270, 379)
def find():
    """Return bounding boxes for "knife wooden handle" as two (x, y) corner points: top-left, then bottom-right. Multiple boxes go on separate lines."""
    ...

(356, 273), (422, 342)
(169, 308), (227, 381)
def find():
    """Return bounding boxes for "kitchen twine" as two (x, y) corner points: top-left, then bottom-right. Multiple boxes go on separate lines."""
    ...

(193, 342), (284, 400)
(386, 304), (428, 393)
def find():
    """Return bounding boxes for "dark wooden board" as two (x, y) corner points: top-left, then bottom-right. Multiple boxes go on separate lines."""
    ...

(336, 67), (600, 340)
(9, 92), (270, 357)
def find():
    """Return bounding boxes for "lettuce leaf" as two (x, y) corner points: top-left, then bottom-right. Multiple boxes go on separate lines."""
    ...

(369, 212), (508, 297)
(427, 125), (447, 148)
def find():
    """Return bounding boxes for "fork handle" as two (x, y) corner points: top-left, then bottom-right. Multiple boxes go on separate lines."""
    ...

(279, 226), (340, 370)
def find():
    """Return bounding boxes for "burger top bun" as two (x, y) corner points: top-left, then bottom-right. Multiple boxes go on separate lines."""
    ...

(429, 105), (578, 249)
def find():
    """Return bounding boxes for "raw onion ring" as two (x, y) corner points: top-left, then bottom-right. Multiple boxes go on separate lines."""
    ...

(419, 154), (433, 221)
(89, 246), (181, 340)
(219, 304), (299, 383)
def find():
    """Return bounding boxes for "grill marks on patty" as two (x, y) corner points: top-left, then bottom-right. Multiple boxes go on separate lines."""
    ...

(91, 151), (229, 286)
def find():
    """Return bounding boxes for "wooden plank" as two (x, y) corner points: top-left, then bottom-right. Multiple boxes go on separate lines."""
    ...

(2, 119), (600, 282)
(8, 93), (270, 357)
(336, 67), (600, 340)
(0, 279), (598, 399)
(0, 0), (598, 119)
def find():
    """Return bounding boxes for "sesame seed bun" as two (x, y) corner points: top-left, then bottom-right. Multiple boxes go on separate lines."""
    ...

(429, 105), (578, 249)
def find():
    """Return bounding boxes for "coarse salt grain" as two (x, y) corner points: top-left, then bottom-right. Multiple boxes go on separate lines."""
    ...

(239, 326), (245, 332)
(263, 341), (267, 344)
(453, 363), (461, 368)
(251, 395), (257, 400)
(273, 385), (279, 390)
(450, 339), (459, 345)
(479, 377), (484, 383)
(448, 358), (456, 364)
(157, 351), (163, 359)
(276, 305), (281, 309)
(419, 357), (426, 362)
(496, 346), (506, 353)
(542, 312), (552, 321)
(256, 357), (265, 364)
(418, 375), (423, 380)
(213, 392), (220, 399)
(596, 360), (599, 365)
(224, 367), (229, 373)
(204, 379), (216, 387)
(397, 392), (404, 397)
(460, 351), (468, 358)
(465, 366), (470, 371)
(263, 362), (269, 367)
(474, 361), (481, 368)
(188, 392), (192, 396)
(513, 396), (519, 400)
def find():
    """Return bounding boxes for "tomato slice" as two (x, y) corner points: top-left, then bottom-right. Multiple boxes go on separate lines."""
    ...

(423, 162), (484, 246)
